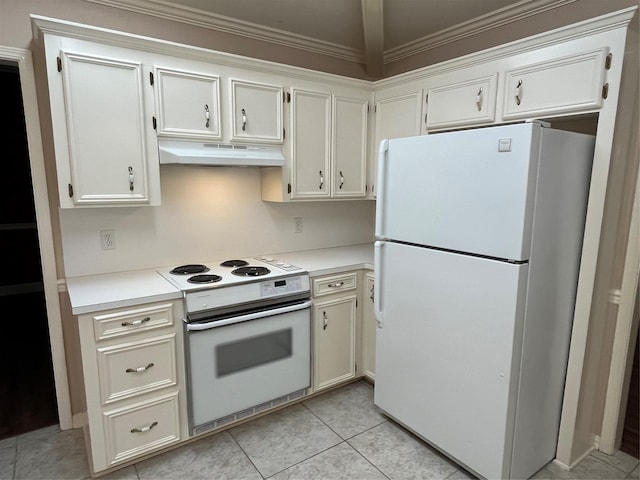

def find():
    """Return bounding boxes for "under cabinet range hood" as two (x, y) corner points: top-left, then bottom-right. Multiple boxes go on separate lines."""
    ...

(158, 139), (285, 167)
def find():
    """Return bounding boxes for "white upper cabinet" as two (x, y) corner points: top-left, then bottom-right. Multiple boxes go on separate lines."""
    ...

(289, 88), (368, 200)
(290, 89), (332, 199)
(426, 74), (498, 130)
(153, 66), (221, 140)
(371, 91), (423, 198)
(230, 79), (284, 143)
(331, 96), (368, 198)
(502, 48), (609, 120)
(49, 47), (160, 208)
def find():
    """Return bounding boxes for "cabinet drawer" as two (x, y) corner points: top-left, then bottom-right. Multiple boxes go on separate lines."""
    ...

(93, 302), (175, 341)
(502, 48), (608, 120)
(426, 74), (497, 130)
(312, 272), (357, 297)
(97, 333), (177, 404)
(104, 392), (180, 466)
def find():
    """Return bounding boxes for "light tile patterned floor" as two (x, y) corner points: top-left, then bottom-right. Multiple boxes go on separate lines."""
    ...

(0, 380), (637, 479)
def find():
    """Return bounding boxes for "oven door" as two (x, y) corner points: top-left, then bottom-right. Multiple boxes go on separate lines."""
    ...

(185, 300), (311, 435)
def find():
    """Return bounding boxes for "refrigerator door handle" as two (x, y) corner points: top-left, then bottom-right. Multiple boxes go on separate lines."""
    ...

(374, 139), (389, 238)
(374, 240), (384, 327)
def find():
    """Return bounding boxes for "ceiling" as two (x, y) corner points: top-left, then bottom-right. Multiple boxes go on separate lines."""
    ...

(89, 0), (575, 76)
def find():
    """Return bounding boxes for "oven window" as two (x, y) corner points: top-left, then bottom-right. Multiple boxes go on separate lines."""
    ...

(216, 328), (292, 377)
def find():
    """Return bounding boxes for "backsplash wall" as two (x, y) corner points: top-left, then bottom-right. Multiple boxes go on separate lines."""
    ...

(59, 165), (376, 277)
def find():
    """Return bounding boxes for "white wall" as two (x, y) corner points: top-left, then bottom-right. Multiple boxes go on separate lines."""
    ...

(59, 165), (375, 277)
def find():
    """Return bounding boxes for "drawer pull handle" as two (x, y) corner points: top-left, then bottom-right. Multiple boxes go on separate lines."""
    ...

(339, 171), (344, 189)
(130, 421), (158, 434)
(241, 108), (247, 131)
(125, 363), (154, 373)
(476, 87), (483, 111)
(204, 104), (210, 128)
(323, 311), (328, 330)
(327, 281), (344, 288)
(515, 80), (523, 106)
(128, 166), (134, 192)
(319, 170), (324, 190)
(121, 316), (151, 327)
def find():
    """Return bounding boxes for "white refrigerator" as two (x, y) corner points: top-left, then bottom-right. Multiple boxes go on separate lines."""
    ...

(373, 122), (595, 480)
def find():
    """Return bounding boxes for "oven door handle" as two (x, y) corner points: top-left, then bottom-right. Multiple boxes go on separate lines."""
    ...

(186, 299), (312, 331)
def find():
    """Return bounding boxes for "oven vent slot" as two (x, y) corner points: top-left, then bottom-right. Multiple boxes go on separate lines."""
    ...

(192, 388), (309, 436)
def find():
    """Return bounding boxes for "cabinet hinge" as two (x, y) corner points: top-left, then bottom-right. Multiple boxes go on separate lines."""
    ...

(149, 71), (154, 85)
(285, 92), (291, 103)
(602, 83), (609, 99)
(152, 116), (157, 130)
(68, 183), (73, 198)
(367, 104), (370, 113)
(605, 53), (612, 70)
(56, 56), (62, 72)
(283, 128), (286, 140)
(374, 105), (377, 113)
(356, 299), (358, 308)
(287, 183), (292, 194)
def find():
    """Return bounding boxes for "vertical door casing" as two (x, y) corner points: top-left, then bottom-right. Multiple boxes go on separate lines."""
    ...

(154, 66), (221, 140)
(230, 79), (283, 143)
(290, 89), (331, 199)
(58, 51), (157, 206)
(332, 96), (368, 197)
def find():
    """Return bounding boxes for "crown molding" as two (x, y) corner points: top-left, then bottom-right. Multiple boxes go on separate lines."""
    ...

(384, 0), (577, 63)
(85, 0), (364, 62)
(87, 0), (584, 67)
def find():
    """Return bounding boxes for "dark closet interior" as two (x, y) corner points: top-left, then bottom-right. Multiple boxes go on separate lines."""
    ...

(0, 62), (58, 440)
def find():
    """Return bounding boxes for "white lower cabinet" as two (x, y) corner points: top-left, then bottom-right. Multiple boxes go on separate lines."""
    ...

(361, 271), (376, 380)
(312, 272), (357, 391)
(77, 300), (185, 474)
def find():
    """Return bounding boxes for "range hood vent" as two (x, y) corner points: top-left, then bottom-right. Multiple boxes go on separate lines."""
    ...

(158, 139), (285, 167)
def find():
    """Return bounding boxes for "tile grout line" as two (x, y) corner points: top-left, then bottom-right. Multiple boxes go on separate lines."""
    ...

(227, 429), (268, 479)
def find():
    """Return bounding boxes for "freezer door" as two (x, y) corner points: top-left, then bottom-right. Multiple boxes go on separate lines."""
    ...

(375, 123), (540, 261)
(374, 241), (529, 479)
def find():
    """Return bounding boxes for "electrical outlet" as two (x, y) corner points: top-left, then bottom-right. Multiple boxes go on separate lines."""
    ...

(294, 217), (303, 233)
(100, 230), (116, 250)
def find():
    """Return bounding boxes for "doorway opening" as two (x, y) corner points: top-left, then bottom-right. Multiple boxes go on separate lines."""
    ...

(0, 62), (58, 440)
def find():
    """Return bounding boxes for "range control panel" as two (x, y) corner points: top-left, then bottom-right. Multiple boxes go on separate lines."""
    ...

(260, 275), (307, 297)
(255, 256), (302, 272)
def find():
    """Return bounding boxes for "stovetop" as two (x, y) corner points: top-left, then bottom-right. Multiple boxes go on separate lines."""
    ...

(157, 255), (305, 292)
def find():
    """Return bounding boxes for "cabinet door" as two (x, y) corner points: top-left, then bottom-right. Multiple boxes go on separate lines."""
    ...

(314, 296), (356, 391)
(502, 48), (609, 120)
(426, 74), (497, 130)
(58, 51), (158, 207)
(361, 273), (376, 380)
(290, 89), (331, 199)
(230, 79), (283, 143)
(372, 92), (422, 197)
(154, 67), (221, 140)
(332, 96), (368, 198)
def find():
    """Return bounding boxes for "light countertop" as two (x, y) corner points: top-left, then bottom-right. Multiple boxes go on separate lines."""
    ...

(66, 243), (373, 315)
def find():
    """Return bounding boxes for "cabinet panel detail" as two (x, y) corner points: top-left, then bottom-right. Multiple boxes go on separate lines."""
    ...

(103, 392), (180, 466)
(426, 74), (497, 130)
(58, 51), (156, 206)
(313, 272), (358, 297)
(93, 302), (175, 341)
(332, 96), (368, 197)
(230, 79), (284, 143)
(154, 67), (221, 139)
(97, 333), (177, 404)
(502, 48), (608, 120)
